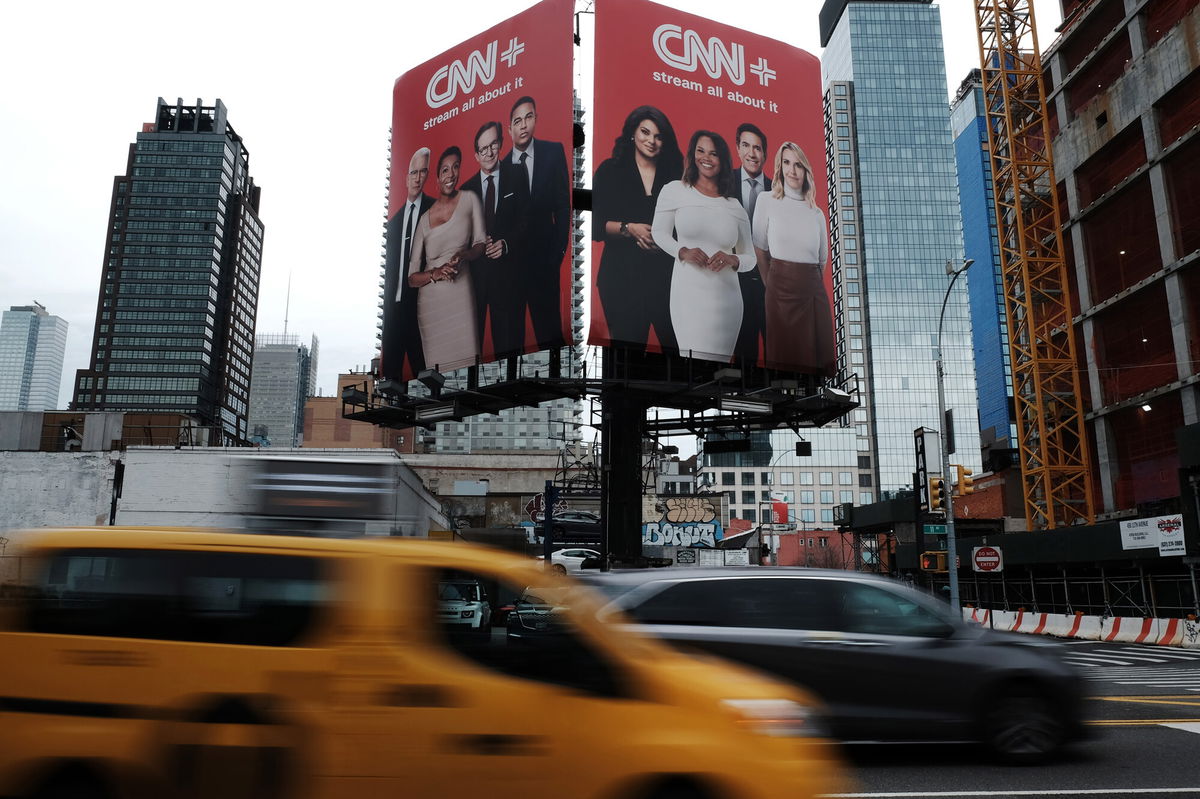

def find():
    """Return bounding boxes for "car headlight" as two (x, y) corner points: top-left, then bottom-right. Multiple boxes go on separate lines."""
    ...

(720, 699), (828, 738)
(460, 610), (475, 618)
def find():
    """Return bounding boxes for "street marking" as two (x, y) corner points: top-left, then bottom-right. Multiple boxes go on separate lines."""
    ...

(823, 789), (1200, 797)
(1093, 695), (1200, 706)
(1084, 715), (1200, 719)
(1161, 722), (1200, 734)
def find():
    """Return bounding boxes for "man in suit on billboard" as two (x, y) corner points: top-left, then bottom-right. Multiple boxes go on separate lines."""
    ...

(383, 147), (434, 379)
(508, 95), (570, 350)
(462, 120), (529, 358)
(733, 122), (770, 364)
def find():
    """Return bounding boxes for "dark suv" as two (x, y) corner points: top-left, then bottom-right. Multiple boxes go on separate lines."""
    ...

(581, 568), (1088, 763)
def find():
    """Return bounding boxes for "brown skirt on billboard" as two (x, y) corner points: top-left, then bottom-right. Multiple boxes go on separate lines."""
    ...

(764, 259), (835, 376)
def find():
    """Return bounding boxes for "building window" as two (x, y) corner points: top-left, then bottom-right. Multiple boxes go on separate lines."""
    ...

(780, 472), (794, 485)
(820, 491), (834, 504)
(741, 472), (755, 486)
(742, 491), (755, 505)
(801, 491), (814, 504)
(744, 509), (757, 523)
(800, 472), (814, 485)
(819, 472), (833, 485)
(721, 472), (735, 486)
(819, 536), (829, 547)
(840, 491), (854, 503)
(801, 510), (815, 524)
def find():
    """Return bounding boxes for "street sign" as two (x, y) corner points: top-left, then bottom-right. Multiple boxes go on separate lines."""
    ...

(972, 546), (1003, 573)
(923, 524), (947, 535)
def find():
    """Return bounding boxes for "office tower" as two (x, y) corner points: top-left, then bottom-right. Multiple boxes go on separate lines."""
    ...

(1040, 0), (1199, 514)
(248, 333), (318, 447)
(818, 0), (982, 494)
(0, 303), (68, 411)
(951, 70), (1017, 465)
(72, 98), (264, 445)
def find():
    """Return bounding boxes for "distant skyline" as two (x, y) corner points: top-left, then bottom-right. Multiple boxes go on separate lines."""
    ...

(0, 0), (1063, 406)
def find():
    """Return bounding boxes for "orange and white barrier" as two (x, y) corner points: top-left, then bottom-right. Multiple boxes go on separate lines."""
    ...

(962, 607), (1199, 645)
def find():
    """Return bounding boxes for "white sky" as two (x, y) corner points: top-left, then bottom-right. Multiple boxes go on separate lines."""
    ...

(0, 0), (1063, 405)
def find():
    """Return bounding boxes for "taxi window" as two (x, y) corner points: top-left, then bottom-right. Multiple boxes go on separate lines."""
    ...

(23, 548), (327, 646)
(429, 567), (625, 698)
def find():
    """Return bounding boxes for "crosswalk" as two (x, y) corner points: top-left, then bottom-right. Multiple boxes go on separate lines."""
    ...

(1062, 643), (1200, 691)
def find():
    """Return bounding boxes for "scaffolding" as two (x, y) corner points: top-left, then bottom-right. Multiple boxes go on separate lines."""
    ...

(974, 0), (1097, 530)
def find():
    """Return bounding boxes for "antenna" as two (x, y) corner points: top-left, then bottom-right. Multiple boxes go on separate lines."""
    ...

(283, 272), (292, 334)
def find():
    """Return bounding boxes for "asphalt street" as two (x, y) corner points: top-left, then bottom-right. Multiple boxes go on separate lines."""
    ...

(825, 640), (1200, 798)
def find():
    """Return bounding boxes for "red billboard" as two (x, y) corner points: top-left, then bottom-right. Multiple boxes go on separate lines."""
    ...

(381, 0), (574, 381)
(590, 0), (832, 376)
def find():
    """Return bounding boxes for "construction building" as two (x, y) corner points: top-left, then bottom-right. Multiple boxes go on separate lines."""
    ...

(1041, 0), (1199, 518)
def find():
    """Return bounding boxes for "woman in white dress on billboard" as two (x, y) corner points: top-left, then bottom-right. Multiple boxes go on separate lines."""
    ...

(651, 130), (756, 362)
(408, 145), (486, 371)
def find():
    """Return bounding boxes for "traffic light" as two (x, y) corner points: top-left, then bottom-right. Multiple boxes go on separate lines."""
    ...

(920, 551), (948, 572)
(955, 464), (975, 496)
(929, 476), (946, 511)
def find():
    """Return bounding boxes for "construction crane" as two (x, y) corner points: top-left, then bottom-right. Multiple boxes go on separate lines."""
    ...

(974, 0), (1096, 530)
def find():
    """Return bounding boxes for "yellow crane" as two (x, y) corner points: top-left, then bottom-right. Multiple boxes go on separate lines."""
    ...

(974, 0), (1096, 530)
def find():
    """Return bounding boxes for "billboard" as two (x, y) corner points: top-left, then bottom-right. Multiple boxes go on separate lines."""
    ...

(589, 0), (832, 375)
(381, 0), (574, 381)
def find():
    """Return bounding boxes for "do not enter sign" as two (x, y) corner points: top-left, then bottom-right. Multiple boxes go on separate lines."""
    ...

(972, 546), (1003, 573)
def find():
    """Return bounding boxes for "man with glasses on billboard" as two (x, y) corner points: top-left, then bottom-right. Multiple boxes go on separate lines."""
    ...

(384, 147), (435, 378)
(463, 121), (529, 359)
(508, 95), (570, 351)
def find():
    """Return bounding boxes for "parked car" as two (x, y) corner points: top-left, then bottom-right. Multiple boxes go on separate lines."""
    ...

(437, 577), (491, 636)
(581, 567), (1089, 764)
(506, 586), (576, 642)
(0, 528), (847, 799)
(549, 509), (602, 545)
(539, 547), (602, 574)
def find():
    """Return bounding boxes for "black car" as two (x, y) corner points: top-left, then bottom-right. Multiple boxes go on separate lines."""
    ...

(549, 510), (601, 545)
(505, 586), (575, 642)
(580, 568), (1088, 763)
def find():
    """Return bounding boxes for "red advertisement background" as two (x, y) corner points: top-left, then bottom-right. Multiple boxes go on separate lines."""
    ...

(383, 0), (573, 380)
(589, 0), (828, 369)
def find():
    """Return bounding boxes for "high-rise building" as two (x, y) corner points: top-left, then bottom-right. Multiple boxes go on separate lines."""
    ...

(951, 70), (1017, 461)
(248, 333), (318, 447)
(0, 302), (68, 411)
(72, 98), (264, 445)
(1040, 0), (1199, 514)
(818, 0), (982, 494)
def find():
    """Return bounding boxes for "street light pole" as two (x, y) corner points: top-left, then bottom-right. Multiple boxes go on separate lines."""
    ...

(937, 258), (973, 615)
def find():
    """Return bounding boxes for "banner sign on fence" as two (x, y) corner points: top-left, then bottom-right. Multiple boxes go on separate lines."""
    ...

(1120, 514), (1186, 556)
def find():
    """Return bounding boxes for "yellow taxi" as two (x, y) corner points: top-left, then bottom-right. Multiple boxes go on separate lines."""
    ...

(0, 528), (846, 799)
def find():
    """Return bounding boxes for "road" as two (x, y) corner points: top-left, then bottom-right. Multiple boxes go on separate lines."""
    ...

(826, 640), (1200, 798)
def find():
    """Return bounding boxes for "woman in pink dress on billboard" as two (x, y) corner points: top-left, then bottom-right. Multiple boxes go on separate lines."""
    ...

(408, 145), (487, 371)
(751, 142), (834, 375)
(651, 130), (756, 363)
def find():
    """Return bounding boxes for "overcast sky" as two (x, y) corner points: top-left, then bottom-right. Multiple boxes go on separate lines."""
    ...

(0, 0), (1063, 406)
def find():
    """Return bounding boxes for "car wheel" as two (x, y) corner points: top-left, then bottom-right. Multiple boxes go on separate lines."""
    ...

(551, 564), (567, 574)
(981, 684), (1064, 765)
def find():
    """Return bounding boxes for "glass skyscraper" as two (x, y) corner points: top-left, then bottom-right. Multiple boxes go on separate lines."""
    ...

(72, 98), (264, 445)
(819, 0), (982, 492)
(0, 303), (68, 411)
(248, 333), (318, 447)
(951, 70), (1016, 456)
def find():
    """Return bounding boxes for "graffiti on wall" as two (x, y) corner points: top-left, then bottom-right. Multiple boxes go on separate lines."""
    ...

(643, 497), (724, 548)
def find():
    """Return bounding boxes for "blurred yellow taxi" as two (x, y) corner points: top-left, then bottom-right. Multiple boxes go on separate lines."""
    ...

(0, 528), (846, 799)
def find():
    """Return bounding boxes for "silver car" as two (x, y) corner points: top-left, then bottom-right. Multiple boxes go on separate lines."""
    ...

(581, 567), (1089, 764)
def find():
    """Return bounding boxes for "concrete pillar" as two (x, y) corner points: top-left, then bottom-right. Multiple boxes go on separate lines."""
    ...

(1091, 414), (1118, 513)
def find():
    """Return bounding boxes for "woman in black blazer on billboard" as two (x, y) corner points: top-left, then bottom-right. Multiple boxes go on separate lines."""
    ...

(593, 105), (683, 352)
